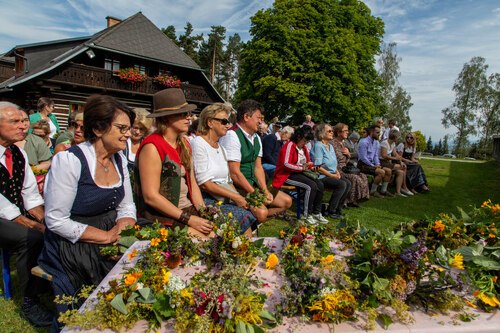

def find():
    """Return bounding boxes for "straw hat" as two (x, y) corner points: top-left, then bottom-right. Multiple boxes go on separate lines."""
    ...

(147, 88), (197, 118)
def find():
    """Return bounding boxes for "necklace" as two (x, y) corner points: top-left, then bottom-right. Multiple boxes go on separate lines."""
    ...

(96, 158), (111, 173)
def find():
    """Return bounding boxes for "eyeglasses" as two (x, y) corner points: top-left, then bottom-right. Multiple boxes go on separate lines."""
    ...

(406, 136), (414, 140)
(212, 117), (230, 125)
(113, 123), (131, 134)
(342, 129), (349, 132)
(327, 130), (334, 133)
(71, 122), (84, 131)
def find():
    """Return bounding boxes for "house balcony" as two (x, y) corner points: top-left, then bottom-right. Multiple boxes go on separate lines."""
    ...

(46, 63), (214, 104)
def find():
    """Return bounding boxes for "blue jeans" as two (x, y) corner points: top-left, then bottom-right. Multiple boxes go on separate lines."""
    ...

(262, 163), (276, 181)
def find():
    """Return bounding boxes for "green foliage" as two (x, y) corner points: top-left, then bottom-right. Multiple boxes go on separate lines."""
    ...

(161, 25), (178, 44)
(237, 0), (384, 127)
(413, 130), (426, 152)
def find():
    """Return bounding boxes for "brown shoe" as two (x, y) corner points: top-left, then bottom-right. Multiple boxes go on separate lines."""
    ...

(380, 191), (394, 197)
(370, 191), (384, 198)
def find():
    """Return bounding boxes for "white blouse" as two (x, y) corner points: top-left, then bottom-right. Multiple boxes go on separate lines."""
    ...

(44, 141), (136, 244)
(191, 136), (231, 185)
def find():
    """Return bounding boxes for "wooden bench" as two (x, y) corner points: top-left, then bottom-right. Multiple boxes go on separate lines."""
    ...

(31, 265), (53, 281)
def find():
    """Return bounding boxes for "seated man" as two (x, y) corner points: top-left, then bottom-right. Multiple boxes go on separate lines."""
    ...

(262, 125), (294, 181)
(220, 100), (292, 220)
(0, 102), (52, 327)
(357, 124), (394, 198)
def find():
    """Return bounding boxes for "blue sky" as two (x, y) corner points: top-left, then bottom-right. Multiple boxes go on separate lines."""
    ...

(0, 0), (498, 142)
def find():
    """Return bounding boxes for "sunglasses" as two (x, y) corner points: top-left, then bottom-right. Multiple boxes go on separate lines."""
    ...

(212, 117), (230, 125)
(327, 129), (334, 133)
(71, 122), (84, 131)
(177, 111), (192, 118)
(113, 123), (131, 134)
(406, 136), (414, 139)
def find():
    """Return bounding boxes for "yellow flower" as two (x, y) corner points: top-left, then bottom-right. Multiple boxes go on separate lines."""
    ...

(432, 220), (445, 233)
(127, 248), (137, 260)
(266, 253), (279, 270)
(162, 268), (171, 285)
(228, 212), (233, 218)
(134, 224), (140, 230)
(451, 253), (464, 270)
(279, 230), (286, 238)
(216, 201), (223, 206)
(105, 292), (115, 301)
(476, 292), (500, 307)
(150, 238), (160, 247)
(320, 255), (335, 266)
(180, 288), (195, 305)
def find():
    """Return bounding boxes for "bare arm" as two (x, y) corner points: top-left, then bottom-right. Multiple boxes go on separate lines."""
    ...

(35, 160), (51, 170)
(228, 161), (255, 194)
(189, 166), (205, 209)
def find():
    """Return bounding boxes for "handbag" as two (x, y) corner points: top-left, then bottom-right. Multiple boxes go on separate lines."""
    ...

(303, 170), (320, 180)
(342, 162), (361, 175)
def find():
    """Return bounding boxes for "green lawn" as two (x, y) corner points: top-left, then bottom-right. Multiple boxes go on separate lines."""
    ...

(1, 158), (499, 332)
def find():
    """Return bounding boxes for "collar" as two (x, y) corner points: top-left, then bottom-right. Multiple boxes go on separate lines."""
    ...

(237, 124), (258, 142)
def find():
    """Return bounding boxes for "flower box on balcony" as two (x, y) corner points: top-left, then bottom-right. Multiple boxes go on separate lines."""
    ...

(154, 73), (181, 88)
(115, 68), (148, 84)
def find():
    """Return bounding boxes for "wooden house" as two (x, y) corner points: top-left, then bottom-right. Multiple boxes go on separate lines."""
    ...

(0, 12), (224, 128)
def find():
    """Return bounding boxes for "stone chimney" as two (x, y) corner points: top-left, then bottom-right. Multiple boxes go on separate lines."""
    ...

(106, 16), (122, 28)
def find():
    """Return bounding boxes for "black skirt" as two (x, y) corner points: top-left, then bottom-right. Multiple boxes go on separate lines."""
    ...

(406, 163), (427, 189)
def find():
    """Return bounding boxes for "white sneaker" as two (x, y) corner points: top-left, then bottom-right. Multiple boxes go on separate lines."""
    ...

(304, 215), (318, 225)
(312, 213), (329, 224)
(395, 192), (407, 197)
(401, 189), (414, 196)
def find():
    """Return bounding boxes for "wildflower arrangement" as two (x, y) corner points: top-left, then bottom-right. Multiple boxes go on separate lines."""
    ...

(154, 73), (181, 87)
(199, 204), (268, 268)
(31, 165), (48, 175)
(246, 188), (267, 207)
(115, 67), (148, 84)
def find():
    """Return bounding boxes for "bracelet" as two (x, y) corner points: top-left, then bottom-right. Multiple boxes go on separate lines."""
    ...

(178, 211), (191, 225)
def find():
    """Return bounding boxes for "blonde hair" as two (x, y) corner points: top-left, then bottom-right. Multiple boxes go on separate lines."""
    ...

(32, 119), (51, 136)
(133, 108), (153, 133)
(197, 103), (232, 135)
(155, 116), (192, 173)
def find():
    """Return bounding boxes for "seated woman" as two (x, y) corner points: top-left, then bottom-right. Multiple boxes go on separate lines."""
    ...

(15, 109), (52, 170)
(272, 126), (328, 225)
(344, 131), (360, 166)
(312, 123), (351, 219)
(332, 123), (369, 207)
(135, 88), (214, 238)
(191, 103), (261, 236)
(396, 132), (430, 192)
(39, 95), (140, 326)
(380, 129), (413, 197)
(123, 108), (153, 172)
(53, 112), (85, 155)
(32, 119), (54, 154)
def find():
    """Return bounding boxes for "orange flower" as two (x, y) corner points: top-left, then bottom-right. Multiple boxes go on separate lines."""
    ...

(124, 271), (142, 286)
(491, 204), (500, 214)
(321, 255), (335, 266)
(489, 233), (496, 239)
(464, 300), (477, 308)
(432, 220), (445, 233)
(266, 253), (279, 270)
(299, 226), (308, 236)
(127, 248), (137, 260)
(481, 200), (491, 208)
(159, 228), (168, 240)
(150, 238), (160, 247)
(134, 224), (140, 230)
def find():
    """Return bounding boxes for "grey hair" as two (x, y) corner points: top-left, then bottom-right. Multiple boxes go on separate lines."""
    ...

(389, 128), (400, 140)
(349, 131), (360, 140)
(281, 125), (294, 134)
(314, 123), (331, 141)
(0, 102), (22, 120)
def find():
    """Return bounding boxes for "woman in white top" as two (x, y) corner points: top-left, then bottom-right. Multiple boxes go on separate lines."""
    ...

(380, 129), (413, 197)
(123, 108), (153, 172)
(39, 95), (142, 326)
(191, 103), (261, 236)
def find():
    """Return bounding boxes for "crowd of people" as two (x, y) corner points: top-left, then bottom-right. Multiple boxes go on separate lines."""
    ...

(0, 88), (430, 331)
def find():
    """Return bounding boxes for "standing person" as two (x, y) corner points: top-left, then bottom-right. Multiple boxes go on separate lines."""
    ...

(0, 102), (52, 327)
(331, 123), (370, 206)
(29, 97), (60, 139)
(357, 124), (393, 198)
(302, 114), (315, 128)
(312, 124), (351, 218)
(53, 112), (85, 155)
(273, 126), (328, 225)
(135, 88), (214, 238)
(191, 103), (261, 236)
(380, 129), (413, 197)
(375, 117), (385, 141)
(123, 108), (153, 172)
(220, 100), (292, 220)
(39, 95), (140, 330)
(396, 132), (430, 193)
(382, 119), (399, 141)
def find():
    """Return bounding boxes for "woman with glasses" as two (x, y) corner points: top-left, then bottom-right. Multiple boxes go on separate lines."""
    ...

(135, 88), (214, 238)
(29, 97), (60, 139)
(331, 123), (369, 207)
(123, 108), (153, 172)
(53, 112), (85, 155)
(191, 103), (260, 236)
(273, 126), (328, 225)
(396, 133), (430, 192)
(40, 95), (140, 327)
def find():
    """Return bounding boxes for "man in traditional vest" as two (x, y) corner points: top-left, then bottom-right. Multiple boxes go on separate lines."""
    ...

(0, 102), (52, 326)
(220, 100), (292, 221)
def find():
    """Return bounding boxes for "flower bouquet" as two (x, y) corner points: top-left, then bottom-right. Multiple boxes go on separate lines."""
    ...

(246, 188), (267, 208)
(115, 68), (148, 85)
(154, 73), (181, 87)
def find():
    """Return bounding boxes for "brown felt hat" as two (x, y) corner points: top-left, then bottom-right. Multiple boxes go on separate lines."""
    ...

(147, 88), (197, 118)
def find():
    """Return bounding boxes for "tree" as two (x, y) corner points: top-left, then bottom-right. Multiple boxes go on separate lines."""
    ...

(442, 57), (488, 156)
(413, 130), (426, 152)
(378, 42), (413, 133)
(443, 135), (450, 155)
(198, 26), (226, 85)
(434, 139), (443, 155)
(236, 0), (384, 127)
(178, 22), (204, 64)
(477, 73), (500, 157)
(221, 34), (243, 101)
(426, 136), (433, 152)
(161, 25), (178, 45)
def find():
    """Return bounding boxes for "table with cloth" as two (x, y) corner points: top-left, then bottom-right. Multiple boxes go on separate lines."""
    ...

(63, 238), (499, 333)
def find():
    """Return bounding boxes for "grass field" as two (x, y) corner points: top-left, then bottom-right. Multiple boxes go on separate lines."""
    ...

(1, 158), (499, 332)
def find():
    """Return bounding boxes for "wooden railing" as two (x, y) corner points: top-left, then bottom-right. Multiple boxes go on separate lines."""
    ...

(47, 63), (214, 103)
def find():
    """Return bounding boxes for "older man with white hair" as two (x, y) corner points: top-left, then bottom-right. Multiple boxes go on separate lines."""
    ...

(262, 125), (294, 180)
(0, 101), (52, 327)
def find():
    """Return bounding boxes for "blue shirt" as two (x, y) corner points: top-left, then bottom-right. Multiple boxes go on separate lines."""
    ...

(358, 136), (380, 166)
(312, 141), (338, 179)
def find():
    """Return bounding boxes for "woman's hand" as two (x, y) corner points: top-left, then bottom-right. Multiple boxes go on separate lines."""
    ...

(233, 195), (249, 209)
(188, 215), (214, 235)
(106, 226), (120, 244)
(303, 161), (314, 170)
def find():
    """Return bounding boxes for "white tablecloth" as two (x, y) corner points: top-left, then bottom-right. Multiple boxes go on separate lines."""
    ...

(63, 238), (499, 333)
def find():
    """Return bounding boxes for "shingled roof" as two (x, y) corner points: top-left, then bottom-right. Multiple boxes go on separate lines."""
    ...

(1, 12), (202, 90)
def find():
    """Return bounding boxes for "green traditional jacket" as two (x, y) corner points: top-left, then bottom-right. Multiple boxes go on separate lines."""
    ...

(234, 127), (261, 187)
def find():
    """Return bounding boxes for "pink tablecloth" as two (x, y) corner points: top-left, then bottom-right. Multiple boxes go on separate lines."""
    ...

(63, 239), (499, 333)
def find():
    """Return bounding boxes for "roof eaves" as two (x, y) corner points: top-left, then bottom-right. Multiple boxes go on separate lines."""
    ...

(200, 71), (226, 103)
(12, 36), (92, 50)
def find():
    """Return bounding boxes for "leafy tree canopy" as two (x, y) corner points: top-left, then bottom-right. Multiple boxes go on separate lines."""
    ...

(236, 0), (384, 127)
